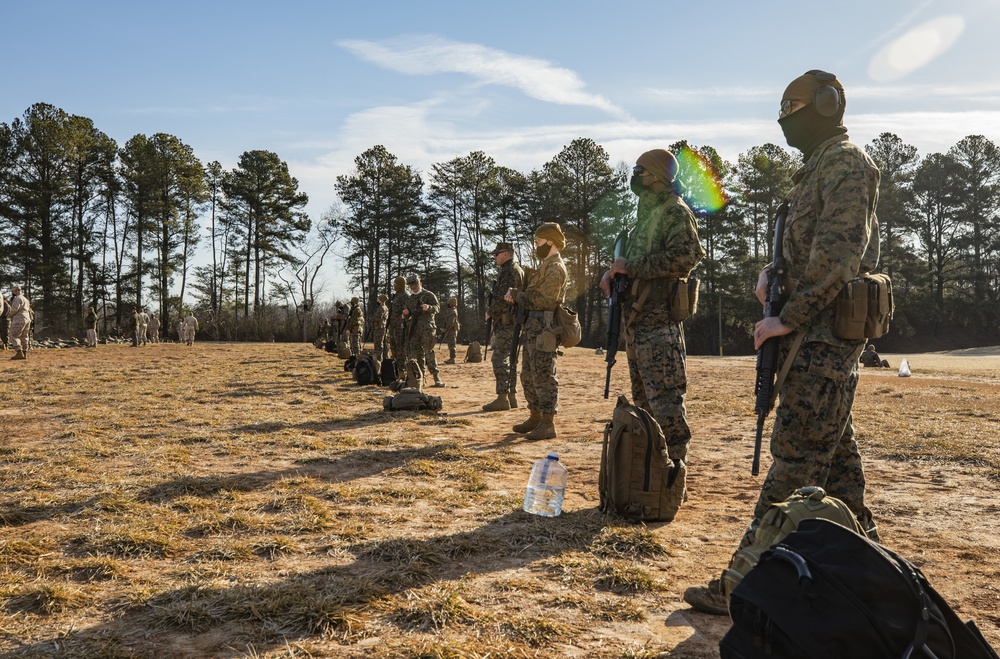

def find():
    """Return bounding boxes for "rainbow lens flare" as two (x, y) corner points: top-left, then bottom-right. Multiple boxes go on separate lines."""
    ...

(675, 146), (727, 215)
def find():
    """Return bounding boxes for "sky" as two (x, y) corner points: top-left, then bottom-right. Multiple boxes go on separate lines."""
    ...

(4, 0), (1000, 300)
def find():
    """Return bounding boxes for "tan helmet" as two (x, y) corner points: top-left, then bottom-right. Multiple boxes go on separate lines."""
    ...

(447, 297), (457, 307)
(635, 149), (678, 187)
(377, 294), (388, 303)
(393, 276), (406, 292)
(534, 222), (566, 250)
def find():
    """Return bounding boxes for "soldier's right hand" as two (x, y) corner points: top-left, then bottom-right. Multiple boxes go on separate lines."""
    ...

(754, 269), (769, 307)
(599, 269), (612, 298)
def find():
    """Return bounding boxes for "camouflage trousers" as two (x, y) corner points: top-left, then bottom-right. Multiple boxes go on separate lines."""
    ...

(406, 330), (439, 379)
(753, 339), (874, 532)
(625, 316), (691, 461)
(520, 317), (559, 415)
(349, 330), (361, 357)
(390, 326), (407, 363)
(10, 319), (30, 352)
(491, 323), (517, 395)
(372, 327), (387, 361)
(443, 329), (458, 360)
(0, 317), (9, 347)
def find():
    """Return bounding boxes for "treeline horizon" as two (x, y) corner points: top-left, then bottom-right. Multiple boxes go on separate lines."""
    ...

(2, 101), (999, 352)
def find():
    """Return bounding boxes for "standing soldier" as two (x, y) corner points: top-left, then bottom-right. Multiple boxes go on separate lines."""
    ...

(402, 274), (445, 387)
(8, 285), (32, 360)
(505, 223), (568, 440)
(131, 307), (141, 347)
(149, 313), (160, 344)
(372, 294), (389, 361)
(439, 297), (461, 364)
(600, 148), (704, 469)
(85, 306), (99, 348)
(483, 242), (524, 411)
(138, 307), (151, 346)
(683, 70), (882, 615)
(333, 301), (348, 343)
(388, 276), (409, 363)
(0, 292), (10, 350)
(347, 296), (365, 357)
(182, 311), (200, 346)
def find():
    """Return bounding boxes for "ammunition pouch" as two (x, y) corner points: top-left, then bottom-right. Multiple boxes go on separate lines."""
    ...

(629, 276), (700, 322)
(833, 273), (893, 341)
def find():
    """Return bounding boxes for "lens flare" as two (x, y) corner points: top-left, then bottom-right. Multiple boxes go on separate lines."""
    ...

(675, 146), (727, 215)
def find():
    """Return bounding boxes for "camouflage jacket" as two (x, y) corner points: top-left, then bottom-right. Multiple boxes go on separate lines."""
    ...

(347, 304), (364, 331)
(438, 306), (459, 333)
(514, 253), (567, 312)
(406, 289), (440, 334)
(371, 303), (388, 329)
(489, 259), (524, 325)
(779, 134), (881, 346)
(389, 291), (409, 333)
(624, 191), (705, 281)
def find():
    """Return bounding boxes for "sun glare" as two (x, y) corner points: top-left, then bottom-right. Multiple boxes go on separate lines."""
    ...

(869, 15), (965, 83)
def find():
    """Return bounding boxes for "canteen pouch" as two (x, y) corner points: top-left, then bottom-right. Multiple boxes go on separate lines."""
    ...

(863, 273), (893, 339)
(537, 329), (559, 353)
(555, 305), (581, 348)
(833, 278), (868, 340)
(667, 278), (698, 322)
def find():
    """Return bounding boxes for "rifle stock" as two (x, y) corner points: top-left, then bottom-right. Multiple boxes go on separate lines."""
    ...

(752, 202), (790, 476)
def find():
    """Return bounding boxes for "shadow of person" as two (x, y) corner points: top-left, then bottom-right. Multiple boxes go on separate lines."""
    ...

(10, 509), (607, 657)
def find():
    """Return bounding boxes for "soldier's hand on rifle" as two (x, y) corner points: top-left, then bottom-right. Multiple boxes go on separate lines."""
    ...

(421, 304), (429, 311)
(609, 257), (628, 278)
(755, 269), (769, 307)
(753, 317), (792, 350)
(485, 312), (490, 321)
(402, 308), (410, 316)
(599, 269), (613, 298)
(504, 288), (514, 304)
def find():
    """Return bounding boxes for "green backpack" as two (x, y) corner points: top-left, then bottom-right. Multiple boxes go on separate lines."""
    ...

(720, 486), (864, 601)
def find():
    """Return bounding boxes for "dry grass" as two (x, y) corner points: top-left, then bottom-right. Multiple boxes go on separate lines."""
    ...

(0, 342), (998, 658)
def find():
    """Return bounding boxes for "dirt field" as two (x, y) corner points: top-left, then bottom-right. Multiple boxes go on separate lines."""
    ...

(1, 341), (998, 658)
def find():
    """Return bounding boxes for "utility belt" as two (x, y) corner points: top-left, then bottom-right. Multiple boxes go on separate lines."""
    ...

(833, 273), (893, 340)
(627, 276), (700, 323)
(526, 310), (553, 321)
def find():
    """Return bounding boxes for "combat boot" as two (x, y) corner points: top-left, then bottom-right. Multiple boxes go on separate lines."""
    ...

(432, 374), (445, 388)
(512, 409), (542, 434)
(507, 392), (519, 409)
(525, 413), (556, 441)
(444, 358), (456, 365)
(11, 349), (26, 360)
(682, 578), (728, 616)
(482, 394), (511, 411)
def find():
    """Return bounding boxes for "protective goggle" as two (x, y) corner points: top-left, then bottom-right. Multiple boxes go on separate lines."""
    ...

(632, 165), (647, 176)
(779, 99), (799, 119)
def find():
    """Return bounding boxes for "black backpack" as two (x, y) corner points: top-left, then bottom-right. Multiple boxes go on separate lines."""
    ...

(380, 358), (398, 386)
(354, 355), (379, 386)
(343, 355), (357, 372)
(324, 339), (337, 353)
(721, 518), (999, 659)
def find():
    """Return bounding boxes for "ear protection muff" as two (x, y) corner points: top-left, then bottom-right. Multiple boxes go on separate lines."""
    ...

(806, 69), (842, 117)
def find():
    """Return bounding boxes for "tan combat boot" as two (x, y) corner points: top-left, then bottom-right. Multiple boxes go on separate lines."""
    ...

(11, 350), (26, 360)
(482, 394), (511, 411)
(507, 393), (519, 409)
(525, 413), (556, 440)
(512, 409), (542, 434)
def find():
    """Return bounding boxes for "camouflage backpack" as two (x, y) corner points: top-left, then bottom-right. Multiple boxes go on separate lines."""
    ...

(720, 486), (865, 601)
(383, 387), (443, 412)
(465, 342), (483, 363)
(337, 341), (352, 359)
(390, 359), (423, 392)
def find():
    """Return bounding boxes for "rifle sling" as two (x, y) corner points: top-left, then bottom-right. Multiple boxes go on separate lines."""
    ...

(771, 331), (805, 408)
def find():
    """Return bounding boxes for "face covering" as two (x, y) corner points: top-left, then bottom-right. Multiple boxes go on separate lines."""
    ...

(778, 103), (846, 159)
(630, 174), (647, 196)
(535, 243), (552, 259)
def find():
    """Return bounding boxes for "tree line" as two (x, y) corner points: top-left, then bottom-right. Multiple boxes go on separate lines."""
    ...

(2, 101), (998, 351)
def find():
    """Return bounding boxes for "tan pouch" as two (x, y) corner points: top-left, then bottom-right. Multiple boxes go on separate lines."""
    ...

(536, 329), (558, 353)
(863, 274), (893, 339)
(833, 279), (868, 340)
(687, 277), (700, 317)
(668, 278), (691, 322)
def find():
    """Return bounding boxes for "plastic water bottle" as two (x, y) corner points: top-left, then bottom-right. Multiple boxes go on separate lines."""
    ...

(523, 452), (567, 517)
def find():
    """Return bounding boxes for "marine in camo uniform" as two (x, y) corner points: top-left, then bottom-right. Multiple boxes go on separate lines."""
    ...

(684, 69), (881, 616)
(482, 242), (524, 411)
(388, 276), (409, 363)
(402, 274), (444, 387)
(0, 294), (11, 351)
(372, 294), (389, 361)
(601, 148), (704, 465)
(507, 223), (568, 441)
(439, 298), (460, 364)
(347, 296), (364, 357)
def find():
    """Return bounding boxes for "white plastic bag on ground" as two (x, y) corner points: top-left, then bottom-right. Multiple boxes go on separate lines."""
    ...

(898, 358), (911, 377)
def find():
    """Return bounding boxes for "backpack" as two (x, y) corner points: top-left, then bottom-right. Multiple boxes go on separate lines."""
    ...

(720, 485), (863, 601)
(380, 358), (398, 386)
(324, 339), (337, 353)
(599, 395), (686, 523)
(337, 341), (352, 359)
(383, 387), (443, 412)
(465, 342), (483, 363)
(390, 359), (423, 392)
(721, 518), (1000, 659)
(354, 354), (379, 386)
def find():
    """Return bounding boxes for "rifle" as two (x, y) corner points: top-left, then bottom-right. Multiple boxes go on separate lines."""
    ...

(604, 230), (629, 399)
(752, 201), (790, 476)
(483, 286), (495, 360)
(506, 268), (532, 393)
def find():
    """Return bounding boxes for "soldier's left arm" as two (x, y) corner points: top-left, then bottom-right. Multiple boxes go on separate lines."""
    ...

(626, 203), (705, 280)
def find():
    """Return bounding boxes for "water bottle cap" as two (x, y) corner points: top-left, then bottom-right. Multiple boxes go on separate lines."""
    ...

(546, 451), (559, 460)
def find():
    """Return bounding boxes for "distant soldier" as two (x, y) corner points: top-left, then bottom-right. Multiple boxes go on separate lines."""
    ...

(483, 242), (524, 411)
(372, 294), (389, 361)
(333, 301), (348, 343)
(138, 307), (151, 346)
(318, 317), (331, 344)
(0, 293), (10, 351)
(402, 274), (444, 387)
(439, 297), (460, 364)
(85, 306), (99, 348)
(347, 296), (365, 357)
(149, 314), (160, 343)
(182, 311), (199, 346)
(860, 343), (889, 368)
(506, 223), (568, 439)
(8, 285), (32, 360)
(131, 307), (141, 347)
(388, 276), (409, 363)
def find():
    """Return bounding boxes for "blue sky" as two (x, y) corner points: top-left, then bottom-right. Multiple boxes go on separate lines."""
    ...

(4, 0), (999, 298)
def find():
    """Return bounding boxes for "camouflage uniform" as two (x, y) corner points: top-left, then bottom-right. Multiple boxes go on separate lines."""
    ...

(438, 301), (460, 363)
(515, 252), (568, 416)
(347, 299), (364, 356)
(488, 257), (524, 396)
(333, 304), (348, 343)
(85, 308), (98, 347)
(622, 186), (705, 462)
(404, 287), (441, 384)
(131, 308), (141, 347)
(0, 296), (10, 350)
(8, 291), (31, 357)
(389, 287), (409, 363)
(752, 133), (880, 535)
(371, 299), (389, 361)
(149, 314), (160, 343)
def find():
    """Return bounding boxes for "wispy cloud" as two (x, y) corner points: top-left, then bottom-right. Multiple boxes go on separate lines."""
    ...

(338, 35), (629, 118)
